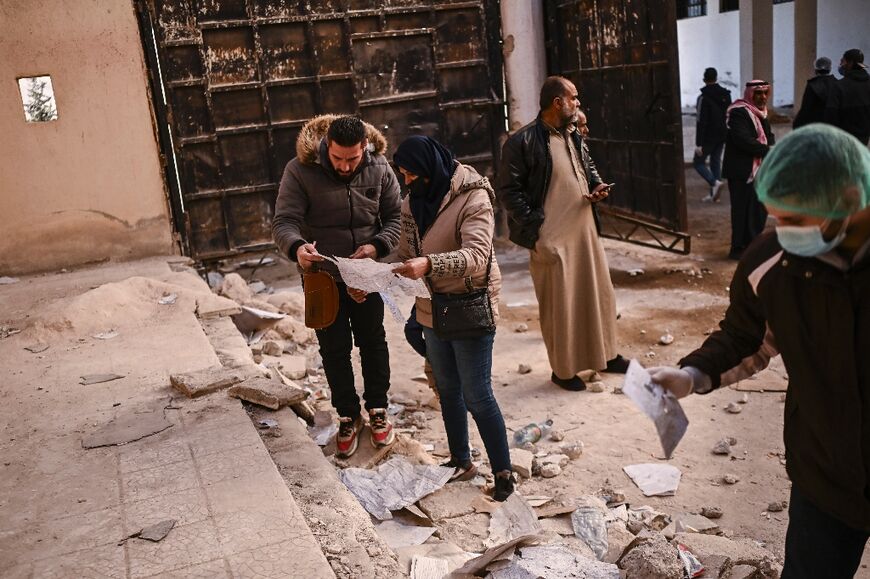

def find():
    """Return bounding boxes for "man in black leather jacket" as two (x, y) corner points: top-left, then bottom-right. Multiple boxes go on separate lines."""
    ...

(496, 76), (628, 391)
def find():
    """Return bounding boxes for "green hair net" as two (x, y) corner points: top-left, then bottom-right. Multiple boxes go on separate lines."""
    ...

(755, 124), (870, 219)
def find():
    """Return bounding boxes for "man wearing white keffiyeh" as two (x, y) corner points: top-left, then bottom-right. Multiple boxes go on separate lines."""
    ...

(723, 79), (776, 260)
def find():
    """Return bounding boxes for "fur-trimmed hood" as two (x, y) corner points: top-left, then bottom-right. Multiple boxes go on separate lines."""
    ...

(295, 114), (388, 166)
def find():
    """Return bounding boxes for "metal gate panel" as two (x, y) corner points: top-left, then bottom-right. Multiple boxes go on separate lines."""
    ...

(137, 0), (505, 261)
(545, 0), (689, 253)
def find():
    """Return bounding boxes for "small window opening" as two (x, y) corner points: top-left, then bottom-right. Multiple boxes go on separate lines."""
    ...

(18, 75), (58, 122)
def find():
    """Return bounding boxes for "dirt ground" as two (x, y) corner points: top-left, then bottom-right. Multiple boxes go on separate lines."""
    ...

(249, 166), (869, 575)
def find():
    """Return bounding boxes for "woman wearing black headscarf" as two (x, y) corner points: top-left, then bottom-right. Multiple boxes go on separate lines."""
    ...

(392, 136), (514, 501)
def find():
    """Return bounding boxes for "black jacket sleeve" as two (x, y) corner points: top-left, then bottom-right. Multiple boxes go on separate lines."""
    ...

(581, 140), (603, 190)
(793, 84), (818, 129)
(496, 136), (540, 226)
(696, 95), (707, 147)
(679, 253), (769, 390)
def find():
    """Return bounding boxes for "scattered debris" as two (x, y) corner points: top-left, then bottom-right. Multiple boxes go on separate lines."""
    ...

(510, 448), (534, 479)
(577, 370), (602, 382)
(722, 473), (740, 485)
(0, 276), (20, 284)
(540, 463), (562, 478)
(231, 305), (285, 337)
(24, 343), (49, 353)
(676, 543), (705, 578)
(623, 360), (689, 459)
(337, 457), (453, 520)
(0, 326), (21, 339)
(725, 402), (743, 414)
(571, 496), (610, 560)
(712, 439), (732, 455)
(418, 481), (478, 521)
(700, 506), (723, 519)
(170, 366), (246, 398)
(739, 393), (749, 404)
(514, 323), (529, 333)
(674, 532), (782, 578)
(80, 373), (125, 385)
(410, 555), (448, 579)
(662, 513), (720, 538)
(549, 429), (565, 442)
(517, 363), (532, 375)
(138, 519), (176, 542)
(157, 293), (178, 305)
(623, 464), (681, 497)
(92, 330), (119, 340)
(248, 281), (267, 294)
(561, 441), (584, 459)
(659, 333), (674, 345)
(766, 500), (787, 513)
(279, 354), (307, 380)
(513, 419), (552, 446)
(262, 341), (283, 357)
(206, 271), (224, 289)
(227, 376), (307, 410)
(257, 418), (279, 429)
(308, 411), (339, 446)
(220, 272), (254, 303)
(627, 269), (645, 277)
(452, 535), (542, 576)
(618, 533), (683, 579)
(493, 545), (621, 578)
(588, 381), (605, 393)
(375, 520), (437, 550)
(82, 401), (173, 448)
(487, 494), (543, 547)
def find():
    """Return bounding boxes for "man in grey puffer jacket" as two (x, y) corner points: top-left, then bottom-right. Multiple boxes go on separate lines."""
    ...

(272, 115), (401, 458)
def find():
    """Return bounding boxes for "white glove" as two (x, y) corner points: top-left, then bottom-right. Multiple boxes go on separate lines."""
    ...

(693, 146), (704, 158)
(647, 366), (693, 399)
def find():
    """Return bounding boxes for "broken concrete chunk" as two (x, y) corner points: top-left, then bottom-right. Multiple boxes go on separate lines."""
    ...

(577, 370), (602, 382)
(766, 500), (787, 513)
(496, 545), (621, 578)
(417, 481), (478, 521)
(712, 438), (732, 455)
(561, 441), (584, 459)
(541, 453), (570, 468)
(227, 376), (307, 410)
(549, 429), (565, 442)
(279, 354), (307, 380)
(157, 293), (177, 305)
(517, 363), (532, 375)
(82, 402), (173, 448)
(673, 532), (781, 577)
(514, 323), (529, 333)
(725, 402), (743, 414)
(540, 463), (561, 478)
(80, 373), (125, 385)
(170, 366), (246, 398)
(220, 272), (254, 303)
(700, 506), (723, 519)
(510, 448), (534, 479)
(588, 381), (605, 393)
(728, 564), (758, 579)
(195, 293), (243, 319)
(137, 519), (176, 542)
(659, 333), (675, 345)
(618, 533), (683, 579)
(722, 473), (740, 485)
(261, 341), (283, 357)
(662, 513), (720, 539)
(605, 520), (636, 564)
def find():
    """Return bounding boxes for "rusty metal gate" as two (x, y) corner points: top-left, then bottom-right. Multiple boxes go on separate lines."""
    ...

(545, 0), (690, 253)
(136, 0), (505, 261)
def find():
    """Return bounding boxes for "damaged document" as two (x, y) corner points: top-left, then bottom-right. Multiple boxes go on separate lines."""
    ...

(324, 256), (429, 323)
(622, 359), (689, 459)
(623, 463), (682, 497)
(338, 457), (453, 520)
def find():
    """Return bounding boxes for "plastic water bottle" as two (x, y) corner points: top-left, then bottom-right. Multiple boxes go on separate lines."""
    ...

(513, 419), (553, 446)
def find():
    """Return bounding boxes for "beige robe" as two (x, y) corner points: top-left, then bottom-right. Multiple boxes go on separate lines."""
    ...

(529, 127), (617, 377)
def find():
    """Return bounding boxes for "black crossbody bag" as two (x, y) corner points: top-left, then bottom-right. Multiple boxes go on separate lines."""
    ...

(419, 193), (496, 340)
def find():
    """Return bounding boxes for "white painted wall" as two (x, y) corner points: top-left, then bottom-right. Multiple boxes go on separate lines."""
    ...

(677, 0), (866, 109)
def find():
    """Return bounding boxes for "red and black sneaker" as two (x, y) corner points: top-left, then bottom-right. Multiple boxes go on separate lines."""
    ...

(336, 415), (363, 458)
(368, 408), (396, 447)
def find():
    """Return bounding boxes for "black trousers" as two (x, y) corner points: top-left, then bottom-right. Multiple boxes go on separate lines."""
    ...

(315, 283), (390, 418)
(782, 486), (869, 578)
(728, 178), (768, 256)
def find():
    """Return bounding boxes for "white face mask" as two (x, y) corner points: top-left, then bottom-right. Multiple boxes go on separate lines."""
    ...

(775, 217), (850, 257)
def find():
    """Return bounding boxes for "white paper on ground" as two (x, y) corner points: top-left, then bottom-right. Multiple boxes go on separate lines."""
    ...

(487, 493), (543, 547)
(622, 359), (689, 458)
(623, 463), (682, 497)
(375, 520), (437, 550)
(338, 457), (453, 520)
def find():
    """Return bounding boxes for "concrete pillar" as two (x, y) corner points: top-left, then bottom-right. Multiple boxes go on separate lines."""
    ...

(739, 0), (774, 87)
(500, 0), (547, 132)
(792, 0), (818, 111)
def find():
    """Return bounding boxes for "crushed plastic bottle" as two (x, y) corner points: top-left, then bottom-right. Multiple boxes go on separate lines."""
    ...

(512, 419), (554, 446)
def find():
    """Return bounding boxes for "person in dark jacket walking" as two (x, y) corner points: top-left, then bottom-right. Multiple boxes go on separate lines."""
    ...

(694, 67), (732, 202)
(497, 76), (628, 392)
(723, 79), (775, 260)
(272, 115), (402, 458)
(648, 124), (870, 578)
(793, 57), (837, 129)
(826, 48), (870, 145)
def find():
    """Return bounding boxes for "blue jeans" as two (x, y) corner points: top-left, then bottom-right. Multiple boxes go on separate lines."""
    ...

(422, 328), (511, 473)
(693, 141), (725, 187)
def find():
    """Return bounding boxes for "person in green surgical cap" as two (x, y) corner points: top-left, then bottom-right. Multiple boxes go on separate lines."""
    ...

(646, 124), (870, 578)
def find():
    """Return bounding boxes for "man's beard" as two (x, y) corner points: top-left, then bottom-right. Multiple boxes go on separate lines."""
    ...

(559, 106), (577, 128)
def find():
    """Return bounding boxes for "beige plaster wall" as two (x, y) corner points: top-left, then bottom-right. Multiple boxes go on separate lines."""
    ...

(0, 0), (174, 274)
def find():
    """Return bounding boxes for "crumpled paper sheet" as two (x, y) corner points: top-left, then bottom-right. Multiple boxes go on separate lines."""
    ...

(487, 494), (543, 547)
(571, 496), (610, 561)
(338, 456), (453, 520)
(622, 359), (689, 458)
